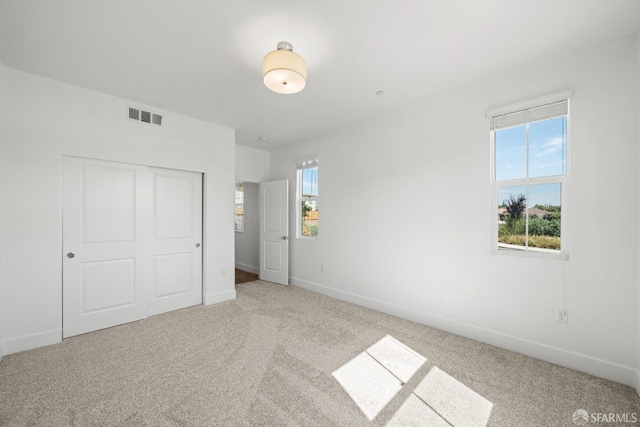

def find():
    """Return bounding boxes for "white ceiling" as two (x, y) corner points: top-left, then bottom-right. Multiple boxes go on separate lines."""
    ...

(1, 0), (639, 151)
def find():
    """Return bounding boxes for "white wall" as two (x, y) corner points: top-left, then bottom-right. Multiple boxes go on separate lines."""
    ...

(636, 31), (640, 394)
(235, 145), (270, 183)
(0, 61), (5, 361)
(271, 36), (639, 387)
(235, 182), (260, 273)
(0, 68), (236, 355)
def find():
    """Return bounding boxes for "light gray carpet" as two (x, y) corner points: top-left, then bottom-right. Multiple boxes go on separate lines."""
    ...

(1, 281), (638, 426)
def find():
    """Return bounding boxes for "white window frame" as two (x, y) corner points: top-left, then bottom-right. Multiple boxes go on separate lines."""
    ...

(487, 90), (572, 260)
(296, 157), (319, 239)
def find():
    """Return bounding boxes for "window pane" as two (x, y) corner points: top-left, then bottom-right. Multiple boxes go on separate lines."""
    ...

(302, 166), (318, 197)
(529, 117), (567, 178)
(235, 181), (244, 203)
(495, 125), (526, 180)
(527, 183), (561, 251)
(235, 181), (244, 232)
(497, 185), (527, 249)
(301, 199), (318, 237)
(498, 184), (562, 252)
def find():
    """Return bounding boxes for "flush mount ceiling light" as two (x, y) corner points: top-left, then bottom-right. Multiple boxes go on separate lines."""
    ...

(263, 41), (306, 94)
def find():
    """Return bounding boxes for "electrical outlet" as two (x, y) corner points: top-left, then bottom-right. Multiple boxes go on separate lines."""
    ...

(320, 265), (325, 273)
(221, 269), (227, 277)
(556, 308), (568, 323)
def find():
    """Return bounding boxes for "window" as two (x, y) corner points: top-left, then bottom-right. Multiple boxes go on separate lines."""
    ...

(297, 158), (319, 237)
(235, 181), (244, 232)
(489, 91), (571, 257)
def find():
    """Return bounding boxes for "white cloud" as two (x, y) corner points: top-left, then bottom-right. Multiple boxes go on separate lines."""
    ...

(533, 137), (563, 158)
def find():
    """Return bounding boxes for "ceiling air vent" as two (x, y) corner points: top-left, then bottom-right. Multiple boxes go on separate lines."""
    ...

(128, 106), (163, 127)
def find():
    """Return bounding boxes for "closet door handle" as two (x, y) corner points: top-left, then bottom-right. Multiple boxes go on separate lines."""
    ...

(67, 252), (75, 259)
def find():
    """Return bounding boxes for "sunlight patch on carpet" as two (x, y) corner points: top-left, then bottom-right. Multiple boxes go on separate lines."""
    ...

(332, 352), (402, 421)
(366, 335), (427, 383)
(413, 366), (493, 427)
(332, 335), (426, 421)
(332, 335), (493, 425)
(386, 394), (450, 427)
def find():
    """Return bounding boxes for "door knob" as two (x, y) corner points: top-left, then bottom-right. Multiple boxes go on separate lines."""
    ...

(195, 243), (201, 248)
(67, 252), (75, 259)
(281, 236), (288, 240)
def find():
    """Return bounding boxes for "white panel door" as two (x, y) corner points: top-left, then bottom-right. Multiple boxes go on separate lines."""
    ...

(63, 157), (203, 338)
(259, 180), (289, 285)
(148, 167), (202, 316)
(62, 157), (151, 338)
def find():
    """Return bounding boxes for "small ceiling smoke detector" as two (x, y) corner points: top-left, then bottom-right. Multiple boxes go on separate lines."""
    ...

(258, 136), (269, 143)
(376, 91), (385, 96)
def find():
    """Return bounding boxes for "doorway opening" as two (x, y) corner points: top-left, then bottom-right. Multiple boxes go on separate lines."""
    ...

(235, 269), (259, 285)
(235, 181), (260, 284)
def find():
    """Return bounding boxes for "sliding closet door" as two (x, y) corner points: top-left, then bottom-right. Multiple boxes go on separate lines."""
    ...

(148, 167), (202, 316)
(62, 157), (151, 338)
(62, 157), (203, 338)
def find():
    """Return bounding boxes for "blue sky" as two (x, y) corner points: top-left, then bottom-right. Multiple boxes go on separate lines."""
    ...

(496, 117), (566, 207)
(302, 166), (319, 197)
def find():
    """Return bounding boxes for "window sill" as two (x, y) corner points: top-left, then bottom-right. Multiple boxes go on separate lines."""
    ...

(493, 243), (568, 261)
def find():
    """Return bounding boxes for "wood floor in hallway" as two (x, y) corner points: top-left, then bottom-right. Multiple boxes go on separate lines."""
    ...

(235, 268), (258, 285)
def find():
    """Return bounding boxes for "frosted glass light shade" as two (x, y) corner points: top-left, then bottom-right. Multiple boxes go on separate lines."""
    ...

(263, 43), (306, 94)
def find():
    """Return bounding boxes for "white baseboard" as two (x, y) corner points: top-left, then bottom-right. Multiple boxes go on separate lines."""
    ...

(204, 289), (236, 305)
(1, 293), (238, 356)
(235, 263), (258, 275)
(3, 329), (62, 356)
(290, 276), (636, 388)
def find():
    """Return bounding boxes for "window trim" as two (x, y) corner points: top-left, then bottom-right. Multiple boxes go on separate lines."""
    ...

(296, 156), (319, 240)
(489, 92), (571, 260)
(486, 89), (573, 120)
